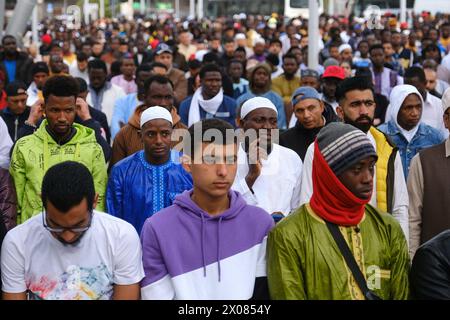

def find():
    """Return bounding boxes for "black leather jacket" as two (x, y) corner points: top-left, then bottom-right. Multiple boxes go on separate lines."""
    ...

(411, 230), (450, 300)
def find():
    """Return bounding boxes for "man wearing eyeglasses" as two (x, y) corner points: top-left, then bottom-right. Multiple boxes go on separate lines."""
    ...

(299, 77), (410, 240)
(408, 88), (450, 259)
(1, 161), (144, 300)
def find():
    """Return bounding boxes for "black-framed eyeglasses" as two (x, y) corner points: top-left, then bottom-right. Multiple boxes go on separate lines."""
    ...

(42, 210), (93, 234)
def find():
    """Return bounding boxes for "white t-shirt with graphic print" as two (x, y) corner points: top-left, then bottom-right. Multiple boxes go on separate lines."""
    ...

(1, 210), (144, 300)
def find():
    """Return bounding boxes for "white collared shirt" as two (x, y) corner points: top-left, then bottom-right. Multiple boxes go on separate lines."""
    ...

(232, 143), (303, 216)
(423, 92), (449, 139)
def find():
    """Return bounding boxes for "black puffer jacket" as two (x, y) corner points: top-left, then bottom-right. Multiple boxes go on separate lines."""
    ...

(411, 230), (450, 300)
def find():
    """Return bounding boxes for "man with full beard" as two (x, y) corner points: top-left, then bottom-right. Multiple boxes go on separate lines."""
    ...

(299, 77), (409, 239)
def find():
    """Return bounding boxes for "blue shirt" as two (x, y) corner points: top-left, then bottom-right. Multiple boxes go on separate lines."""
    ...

(106, 150), (193, 234)
(111, 93), (140, 139)
(4, 60), (16, 82)
(378, 121), (444, 178)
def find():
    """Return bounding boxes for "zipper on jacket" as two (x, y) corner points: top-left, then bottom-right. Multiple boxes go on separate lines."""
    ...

(14, 117), (18, 141)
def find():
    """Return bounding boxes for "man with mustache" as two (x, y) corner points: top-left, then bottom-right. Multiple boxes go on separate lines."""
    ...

(231, 97), (302, 219)
(1, 161), (143, 300)
(268, 122), (409, 299)
(299, 77), (409, 239)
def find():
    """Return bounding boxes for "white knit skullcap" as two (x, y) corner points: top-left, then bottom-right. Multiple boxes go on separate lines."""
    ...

(235, 33), (246, 40)
(140, 106), (173, 128)
(338, 44), (352, 54)
(240, 97), (278, 119)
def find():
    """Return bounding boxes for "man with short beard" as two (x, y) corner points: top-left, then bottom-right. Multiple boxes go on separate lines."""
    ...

(299, 77), (409, 239)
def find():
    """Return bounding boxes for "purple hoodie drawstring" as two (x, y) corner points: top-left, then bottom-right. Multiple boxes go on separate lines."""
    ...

(217, 216), (223, 282)
(201, 213), (206, 277)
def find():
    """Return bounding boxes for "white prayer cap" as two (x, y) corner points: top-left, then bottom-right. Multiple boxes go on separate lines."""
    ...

(254, 37), (266, 45)
(235, 33), (246, 40)
(338, 44), (352, 54)
(240, 97), (278, 119)
(442, 87), (450, 112)
(140, 106), (173, 128)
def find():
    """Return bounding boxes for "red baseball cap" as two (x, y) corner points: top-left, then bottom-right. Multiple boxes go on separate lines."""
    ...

(322, 66), (345, 80)
(41, 34), (52, 45)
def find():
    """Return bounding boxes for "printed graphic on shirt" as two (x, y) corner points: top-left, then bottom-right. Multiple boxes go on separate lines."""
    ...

(27, 263), (113, 300)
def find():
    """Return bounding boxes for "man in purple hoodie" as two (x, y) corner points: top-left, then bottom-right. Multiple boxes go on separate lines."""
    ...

(140, 118), (274, 300)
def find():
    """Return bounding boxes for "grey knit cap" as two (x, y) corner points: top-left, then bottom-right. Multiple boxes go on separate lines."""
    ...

(317, 122), (378, 176)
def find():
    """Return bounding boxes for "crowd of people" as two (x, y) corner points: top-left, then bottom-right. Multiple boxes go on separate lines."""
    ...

(0, 9), (450, 300)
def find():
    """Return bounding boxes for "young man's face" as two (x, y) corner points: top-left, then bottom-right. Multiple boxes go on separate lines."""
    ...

(34, 72), (49, 90)
(154, 53), (173, 69)
(397, 93), (422, 131)
(337, 156), (376, 200)
(239, 108), (278, 151)
(282, 57), (299, 77)
(293, 98), (324, 130)
(340, 49), (353, 62)
(321, 77), (340, 100)
(45, 94), (77, 136)
(383, 43), (395, 57)
(424, 69), (437, 91)
(329, 46), (340, 60)
(269, 43), (282, 55)
(444, 108), (450, 130)
(77, 59), (88, 71)
(7, 93), (28, 115)
(141, 119), (173, 163)
(253, 68), (269, 88)
(337, 89), (375, 133)
(2, 37), (17, 55)
(89, 68), (107, 90)
(184, 143), (238, 199)
(370, 48), (385, 68)
(253, 43), (265, 56)
(144, 82), (174, 110)
(44, 198), (95, 246)
(358, 42), (369, 56)
(228, 62), (243, 81)
(201, 71), (222, 99)
(224, 42), (236, 56)
(301, 76), (320, 90)
(50, 55), (65, 74)
(121, 58), (136, 78)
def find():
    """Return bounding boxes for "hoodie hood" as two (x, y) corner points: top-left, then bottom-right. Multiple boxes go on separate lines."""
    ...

(172, 189), (248, 282)
(173, 189), (246, 221)
(34, 119), (96, 144)
(388, 84), (424, 131)
(34, 119), (97, 171)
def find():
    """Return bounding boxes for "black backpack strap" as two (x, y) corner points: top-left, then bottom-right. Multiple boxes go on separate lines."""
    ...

(325, 221), (382, 300)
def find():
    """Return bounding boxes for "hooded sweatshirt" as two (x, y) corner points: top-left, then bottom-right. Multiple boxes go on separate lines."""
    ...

(9, 120), (107, 223)
(140, 189), (274, 300)
(379, 85), (444, 177)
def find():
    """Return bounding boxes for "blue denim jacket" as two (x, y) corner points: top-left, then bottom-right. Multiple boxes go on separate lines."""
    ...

(378, 121), (444, 178)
